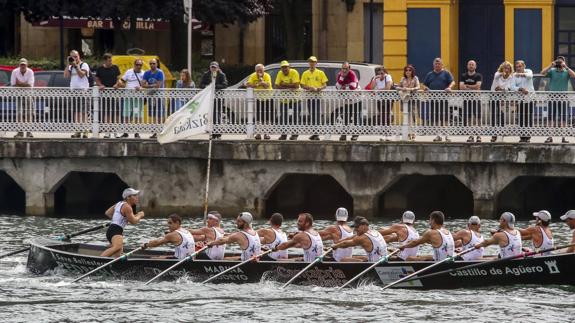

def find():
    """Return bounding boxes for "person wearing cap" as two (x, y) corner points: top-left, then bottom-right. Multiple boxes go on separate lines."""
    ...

(399, 211), (455, 261)
(518, 210), (554, 256)
(11, 58), (35, 138)
(257, 213), (288, 261)
(475, 212), (522, 258)
(140, 214), (195, 259)
(190, 211), (227, 260)
(451, 216), (485, 260)
(332, 216), (387, 262)
(64, 50), (91, 139)
(300, 56), (328, 141)
(275, 213), (324, 262)
(379, 211), (420, 260)
(199, 61), (228, 139)
(275, 60), (301, 141)
(560, 210), (575, 253)
(318, 207), (354, 262)
(101, 188), (145, 257)
(245, 64), (273, 140)
(334, 61), (361, 141)
(207, 212), (261, 261)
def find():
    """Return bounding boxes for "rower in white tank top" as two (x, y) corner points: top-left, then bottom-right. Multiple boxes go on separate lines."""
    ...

(111, 201), (128, 228)
(174, 228), (195, 259)
(432, 229), (455, 261)
(499, 230), (522, 258)
(460, 230), (484, 261)
(534, 227), (554, 256)
(399, 224), (420, 260)
(240, 231), (261, 261)
(365, 230), (387, 262)
(266, 228), (288, 260)
(206, 228), (226, 260)
(303, 231), (324, 262)
(333, 225), (354, 262)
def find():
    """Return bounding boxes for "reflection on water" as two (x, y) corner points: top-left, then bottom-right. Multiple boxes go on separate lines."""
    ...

(1, 214), (574, 322)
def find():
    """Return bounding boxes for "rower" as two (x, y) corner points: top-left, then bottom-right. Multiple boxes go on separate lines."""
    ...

(257, 213), (288, 261)
(190, 211), (226, 260)
(475, 212), (522, 258)
(378, 211), (420, 260)
(518, 210), (554, 256)
(275, 213), (324, 262)
(332, 216), (387, 262)
(207, 212), (261, 261)
(318, 207), (354, 261)
(101, 188), (145, 257)
(140, 214), (194, 259)
(451, 216), (484, 260)
(398, 211), (455, 261)
(560, 210), (575, 253)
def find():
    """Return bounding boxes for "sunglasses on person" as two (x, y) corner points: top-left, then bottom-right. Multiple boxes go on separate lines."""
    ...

(135, 63), (143, 66)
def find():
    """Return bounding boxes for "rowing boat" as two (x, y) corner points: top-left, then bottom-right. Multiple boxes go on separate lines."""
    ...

(27, 238), (575, 289)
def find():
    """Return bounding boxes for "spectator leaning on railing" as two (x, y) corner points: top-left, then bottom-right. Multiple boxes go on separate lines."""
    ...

(95, 53), (121, 139)
(10, 58), (34, 138)
(300, 56), (328, 141)
(173, 69), (195, 112)
(64, 50), (90, 139)
(459, 60), (482, 143)
(335, 61), (361, 141)
(422, 57), (455, 142)
(199, 61), (228, 140)
(245, 63), (273, 140)
(511, 60), (534, 143)
(143, 58), (165, 139)
(490, 61), (514, 143)
(396, 64), (420, 141)
(540, 56), (575, 144)
(274, 60), (300, 141)
(368, 66), (393, 141)
(114, 58), (145, 139)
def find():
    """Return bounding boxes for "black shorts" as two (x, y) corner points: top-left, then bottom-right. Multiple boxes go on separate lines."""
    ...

(106, 224), (124, 243)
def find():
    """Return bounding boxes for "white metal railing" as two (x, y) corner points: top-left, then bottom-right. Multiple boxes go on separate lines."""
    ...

(1, 87), (574, 139)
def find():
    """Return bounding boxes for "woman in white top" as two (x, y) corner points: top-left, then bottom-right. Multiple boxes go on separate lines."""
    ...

(490, 61), (514, 143)
(396, 65), (420, 141)
(369, 67), (394, 139)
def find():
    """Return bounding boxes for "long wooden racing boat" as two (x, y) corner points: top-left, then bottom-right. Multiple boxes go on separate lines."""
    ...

(27, 238), (575, 289)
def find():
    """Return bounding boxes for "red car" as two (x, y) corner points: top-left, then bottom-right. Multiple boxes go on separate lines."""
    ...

(0, 65), (43, 86)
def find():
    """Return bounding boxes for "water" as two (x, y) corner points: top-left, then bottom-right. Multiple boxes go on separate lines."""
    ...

(1, 214), (574, 322)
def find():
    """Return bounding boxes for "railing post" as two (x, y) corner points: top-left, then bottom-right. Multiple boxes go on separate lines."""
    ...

(401, 98), (409, 141)
(246, 87), (255, 138)
(91, 85), (100, 138)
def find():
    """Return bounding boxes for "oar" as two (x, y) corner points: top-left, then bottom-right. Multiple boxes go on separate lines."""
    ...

(144, 246), (208, 285)
(72, 247), (143, 283)
(380, 248), (475, 291)
(281, 248), (334, 289)
(401, 242), (575, 284)
(337, 249), (400, 290)
(0, 223), (110, 260)
(201, 249), (273, 284)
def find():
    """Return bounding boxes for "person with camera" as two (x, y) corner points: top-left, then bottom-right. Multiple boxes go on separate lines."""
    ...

(541, 56), (575, 143)
(114, 59), (145, 138)
(64, 50), (91, 138)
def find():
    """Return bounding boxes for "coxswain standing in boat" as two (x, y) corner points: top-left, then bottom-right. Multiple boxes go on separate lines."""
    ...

(398, 211), (455, 261)
(101, 188), (145, 257)
(332, 217), (387, 262)
(190, 211), (226, 260)
(451, 216), (484, 260)
(318, 207), (354, 261)
(140, 214), (194, 259)
(257, 213), (288, 261)
(207, 212), (261, 261)
(518, 210), (554, 256)
(560, 210), (575, 253)
(474, 212), (522, 257)
(378, 211), (420, 260)
(275, 213), (324, 262)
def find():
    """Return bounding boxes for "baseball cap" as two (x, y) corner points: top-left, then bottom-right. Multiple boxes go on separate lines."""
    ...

(560, 210), (575, 221)
(207, 211), (222, 221)
(210, 61), (219, 68)
(533, 210), (551, 222)
(402, 211), (415, 224)
(500, 212), (515, 229)
(122, 188), (140, 199)
(238, 211), (253, 224)
(468, 216), (481, 225)
(19, 58), (28, 65)
(351, 216), (369, 227)
(335, 207), (349, 221)
(308, 56), (318, 62)
(280, 60), (290, 67)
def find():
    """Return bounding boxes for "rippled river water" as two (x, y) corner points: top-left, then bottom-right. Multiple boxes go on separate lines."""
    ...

(0, 214), (574, 323)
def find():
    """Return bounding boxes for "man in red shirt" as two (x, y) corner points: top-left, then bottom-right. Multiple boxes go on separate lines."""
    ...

(335, 62), (360, 141)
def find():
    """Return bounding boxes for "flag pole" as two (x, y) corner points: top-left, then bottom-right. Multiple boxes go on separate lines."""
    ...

(202, 137), (213, 225)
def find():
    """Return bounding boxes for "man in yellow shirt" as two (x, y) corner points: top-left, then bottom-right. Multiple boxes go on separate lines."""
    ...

(275, 60), (300, 140)
(245, 64), (273, 140)
(300, 56), (328, 140)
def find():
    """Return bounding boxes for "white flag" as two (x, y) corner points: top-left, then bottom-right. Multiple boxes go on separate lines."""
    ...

(157, 82), (215, 144)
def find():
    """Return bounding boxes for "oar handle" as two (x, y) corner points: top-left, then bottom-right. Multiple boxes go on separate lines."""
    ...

(56, 223), (111, 241)
(144, 246), (208, 286)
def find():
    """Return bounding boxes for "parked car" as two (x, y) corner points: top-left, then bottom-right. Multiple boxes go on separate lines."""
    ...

(0, 65), (43, 87)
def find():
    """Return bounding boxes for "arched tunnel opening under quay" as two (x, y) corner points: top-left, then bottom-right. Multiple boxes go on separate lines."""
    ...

(54, 172), (128, 217)
(0, 171), (25, 215)
(378, 175), (474, 219)
(496, 176), (575, 219)
(265, 174), (353, 220)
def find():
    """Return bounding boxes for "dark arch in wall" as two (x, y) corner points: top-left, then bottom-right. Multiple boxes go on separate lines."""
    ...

(54, 172), (128, 217)
(265, 174), (353, 220)
(0, 171), (25, 215)
(497, 176), (575, 219)
(378, 174), (474, 219)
